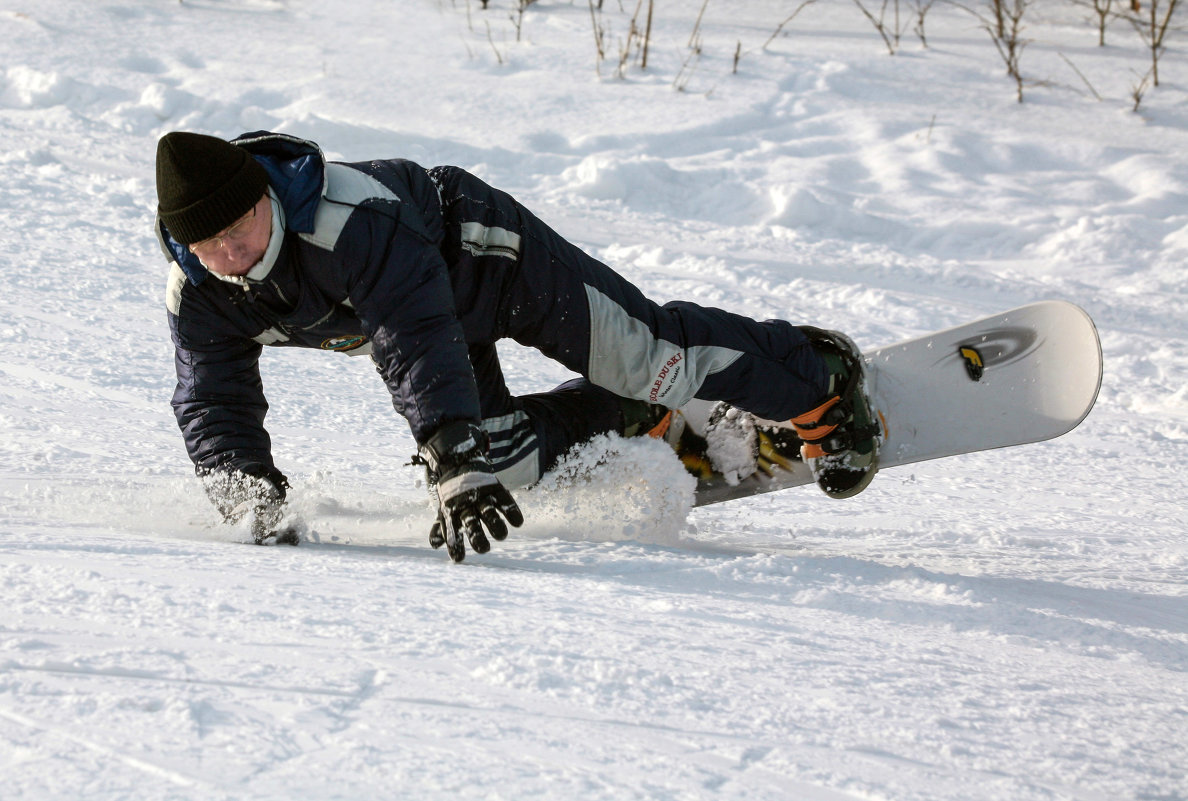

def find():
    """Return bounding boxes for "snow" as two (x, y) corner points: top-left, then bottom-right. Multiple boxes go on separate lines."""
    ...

(1, 0), (1186, 798)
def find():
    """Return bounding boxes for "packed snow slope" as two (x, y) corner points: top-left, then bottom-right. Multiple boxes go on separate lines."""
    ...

(2, 1), (1186, 799)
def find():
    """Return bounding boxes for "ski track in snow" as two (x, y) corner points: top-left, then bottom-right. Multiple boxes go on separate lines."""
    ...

(1, 1), (1187, 799)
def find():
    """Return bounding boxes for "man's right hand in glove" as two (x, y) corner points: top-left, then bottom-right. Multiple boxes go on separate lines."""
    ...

(419, 420), (523, 563)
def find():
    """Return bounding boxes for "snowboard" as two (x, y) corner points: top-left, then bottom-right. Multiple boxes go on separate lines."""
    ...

(679, 301), (1103, 507)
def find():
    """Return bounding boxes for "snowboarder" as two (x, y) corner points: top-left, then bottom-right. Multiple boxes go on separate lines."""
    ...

(156, 130), (880, 560)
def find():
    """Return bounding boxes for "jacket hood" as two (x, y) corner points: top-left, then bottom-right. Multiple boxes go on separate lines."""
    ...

(159, 131), (328, 286)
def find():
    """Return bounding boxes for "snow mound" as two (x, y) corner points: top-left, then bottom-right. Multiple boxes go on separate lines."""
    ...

(559, 154), (766, 224)
(521, 434), (696, 546)
(0, 66), (77, 109)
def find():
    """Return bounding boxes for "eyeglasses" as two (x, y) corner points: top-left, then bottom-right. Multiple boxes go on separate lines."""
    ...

(189, 206), (257, 257)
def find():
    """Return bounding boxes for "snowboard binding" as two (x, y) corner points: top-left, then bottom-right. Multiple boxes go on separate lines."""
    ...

(618, 328), (882, 499)
(792, 328), (882, 499)
(625, 400), (805, 488)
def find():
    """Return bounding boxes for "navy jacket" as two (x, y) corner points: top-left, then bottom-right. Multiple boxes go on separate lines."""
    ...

(165, 133), (830, 486)
(164, 132), (481, 478)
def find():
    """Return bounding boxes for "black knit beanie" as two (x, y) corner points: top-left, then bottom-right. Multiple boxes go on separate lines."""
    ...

(156, 132), (269, 245)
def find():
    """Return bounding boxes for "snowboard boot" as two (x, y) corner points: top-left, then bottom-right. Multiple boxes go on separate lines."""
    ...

(791, 328), (881, 499)
(621, 398), (720, 479)
(619, 398), (675, 440)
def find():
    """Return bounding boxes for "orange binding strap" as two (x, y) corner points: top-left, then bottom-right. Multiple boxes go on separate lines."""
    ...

(790, 396), (842, 441)
(645, 410), (674, 439)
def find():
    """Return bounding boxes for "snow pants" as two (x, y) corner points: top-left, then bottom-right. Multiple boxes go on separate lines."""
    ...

(428, 166), (830, 488)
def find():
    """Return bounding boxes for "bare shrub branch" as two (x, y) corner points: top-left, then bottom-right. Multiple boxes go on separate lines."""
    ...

(956, 0), (1032, 102)
(1131, 66), (1153, 110)
(912, 0), (938, 46)
(588, 0), (607, 75)
(853, 0), (903, 54)
(1129, 0), (1181, 85)
(1059, 52), (1103, 100)
(762, 0), (820, 50)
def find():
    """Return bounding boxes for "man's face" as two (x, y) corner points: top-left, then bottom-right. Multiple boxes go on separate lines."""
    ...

(188, 194), (272, 277)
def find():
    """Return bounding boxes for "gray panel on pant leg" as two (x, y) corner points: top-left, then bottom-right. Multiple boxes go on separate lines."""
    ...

(584, 285), (743, 408)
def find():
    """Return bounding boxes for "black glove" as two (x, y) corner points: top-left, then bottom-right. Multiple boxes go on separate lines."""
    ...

(419, 421), (523, 562)
(199, 464), (297, 545)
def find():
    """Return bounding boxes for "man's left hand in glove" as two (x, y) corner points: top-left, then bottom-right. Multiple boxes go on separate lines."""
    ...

(199, 464), (298, 545)
(419, 420), (524, 562)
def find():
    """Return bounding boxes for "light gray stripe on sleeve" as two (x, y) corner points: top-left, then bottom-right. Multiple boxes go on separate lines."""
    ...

(253, 327), (291, 345)
(584, 285), (743, 408)
(165, 262), (186, 316)
(299, 163), (400, 252)
(460, 221), (521, 260)
(342, 341), (373, 357)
